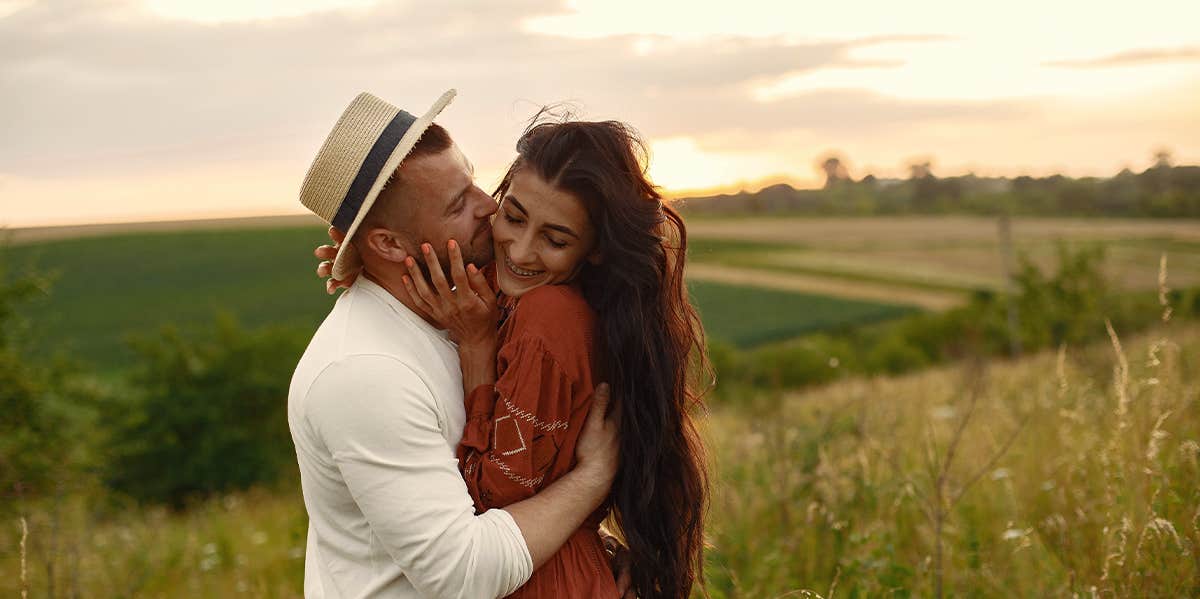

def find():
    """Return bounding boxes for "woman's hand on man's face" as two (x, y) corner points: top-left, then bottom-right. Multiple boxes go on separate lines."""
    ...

(402, 239), (499, 346)
(315, 226), (358, 294)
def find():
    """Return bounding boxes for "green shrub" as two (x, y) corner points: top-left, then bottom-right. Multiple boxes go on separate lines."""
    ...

(0, 259), (95, 506)
(103, 315), (308, 508)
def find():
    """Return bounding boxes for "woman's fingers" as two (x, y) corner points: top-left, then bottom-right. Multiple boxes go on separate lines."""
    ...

(401, 274), (433, 313)
(466, 264), (496, 309)
(404, 256), (439, 308)
(317, 260), (333, 278)
(421, 243), (454, 298)
(447, 240), (471, 295)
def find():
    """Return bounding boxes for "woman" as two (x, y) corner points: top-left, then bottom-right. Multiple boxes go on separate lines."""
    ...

(326, 117), (709, 599)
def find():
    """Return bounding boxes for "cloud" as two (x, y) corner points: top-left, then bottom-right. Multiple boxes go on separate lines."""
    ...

(0, 0), (985, 181)
(1045, 46), (1200, 68)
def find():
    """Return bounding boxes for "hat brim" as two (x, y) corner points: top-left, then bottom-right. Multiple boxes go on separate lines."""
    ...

(330, 89), (457, 281)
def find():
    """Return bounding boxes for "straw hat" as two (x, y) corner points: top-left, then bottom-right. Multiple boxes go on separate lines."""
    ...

(300, 89), (456, 280)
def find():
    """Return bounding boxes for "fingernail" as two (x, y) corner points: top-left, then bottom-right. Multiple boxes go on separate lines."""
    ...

(467, 264), (477, 273)
(422, 243), (431, 254)
(405, 257), (414, 267)
(403, 275), (410, 285)
(597, 383), (610, 394)
(448, 239), (457, 250)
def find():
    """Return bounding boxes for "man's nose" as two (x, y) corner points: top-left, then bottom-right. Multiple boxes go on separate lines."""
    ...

(472, 187), (498, 217)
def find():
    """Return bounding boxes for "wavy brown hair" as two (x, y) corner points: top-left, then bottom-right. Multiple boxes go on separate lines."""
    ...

(493, 113), (711, 599)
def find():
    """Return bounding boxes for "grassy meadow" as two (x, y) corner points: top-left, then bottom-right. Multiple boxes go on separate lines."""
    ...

(3, 214), (1199, 597)
(4, 308), (1196, 597)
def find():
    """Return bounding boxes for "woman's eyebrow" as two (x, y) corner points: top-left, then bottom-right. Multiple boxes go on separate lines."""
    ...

(506, 196), (529, 215)
(505, 196), (580, 239)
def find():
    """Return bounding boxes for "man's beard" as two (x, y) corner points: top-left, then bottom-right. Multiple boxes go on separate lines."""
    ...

(461, 222), (495, 269)
(410, 224), (494, 284)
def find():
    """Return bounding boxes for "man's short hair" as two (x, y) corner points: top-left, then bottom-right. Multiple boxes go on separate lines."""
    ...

(359, 123), (453, 233)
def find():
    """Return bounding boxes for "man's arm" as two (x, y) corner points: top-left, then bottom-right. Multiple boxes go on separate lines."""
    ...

(506, 383), (618, 568)
(310, 356), (616, 598)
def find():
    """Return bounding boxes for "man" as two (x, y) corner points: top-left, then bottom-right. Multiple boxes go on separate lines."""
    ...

(290, 90), (622, 598)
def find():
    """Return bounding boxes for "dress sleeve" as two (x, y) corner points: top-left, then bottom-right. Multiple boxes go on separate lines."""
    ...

(457, 335), (577, 511)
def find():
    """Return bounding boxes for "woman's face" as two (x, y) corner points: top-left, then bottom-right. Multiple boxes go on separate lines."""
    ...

(492, 168), (597, 298)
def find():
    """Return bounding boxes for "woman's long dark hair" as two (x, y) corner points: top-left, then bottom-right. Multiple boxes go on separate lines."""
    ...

(493, 113), (711, 599)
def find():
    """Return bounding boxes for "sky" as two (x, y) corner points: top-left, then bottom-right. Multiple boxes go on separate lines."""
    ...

(1, 0), (1198, 227)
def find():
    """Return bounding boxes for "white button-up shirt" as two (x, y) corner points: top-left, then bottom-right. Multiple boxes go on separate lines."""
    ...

(288, 277), (533, 598)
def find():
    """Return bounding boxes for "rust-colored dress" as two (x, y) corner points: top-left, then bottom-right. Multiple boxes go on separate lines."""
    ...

(456, 283), (618, 599)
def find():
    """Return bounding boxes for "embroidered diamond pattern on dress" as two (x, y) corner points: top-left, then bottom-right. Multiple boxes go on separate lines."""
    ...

(492, 414), (527, 457)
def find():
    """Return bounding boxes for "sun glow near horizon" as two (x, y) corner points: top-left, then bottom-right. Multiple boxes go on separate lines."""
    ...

(0, 0), (1197, 227)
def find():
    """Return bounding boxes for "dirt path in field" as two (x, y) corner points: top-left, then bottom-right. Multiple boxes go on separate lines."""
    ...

(687, 216), (1200, 247)
(686, 263), (966, 310)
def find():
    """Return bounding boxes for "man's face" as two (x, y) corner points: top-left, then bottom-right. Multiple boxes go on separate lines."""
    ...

(400, 142), (497, 274)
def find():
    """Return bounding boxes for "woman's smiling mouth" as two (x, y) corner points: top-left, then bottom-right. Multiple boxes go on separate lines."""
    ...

(505, 254), (543, 278)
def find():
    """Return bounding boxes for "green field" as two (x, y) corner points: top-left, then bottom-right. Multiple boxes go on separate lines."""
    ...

(5, 226), (914, 370)
(6, 227), (338, 370)
(688, 280), (913, 347)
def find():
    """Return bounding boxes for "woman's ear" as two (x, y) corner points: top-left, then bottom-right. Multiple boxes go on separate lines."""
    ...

(587, 249), (603, 266)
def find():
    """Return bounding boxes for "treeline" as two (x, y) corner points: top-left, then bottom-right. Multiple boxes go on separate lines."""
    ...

(680, 153), (1200, 218)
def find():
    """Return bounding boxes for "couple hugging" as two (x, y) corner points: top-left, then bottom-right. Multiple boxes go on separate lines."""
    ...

(288, 89), (709, 599)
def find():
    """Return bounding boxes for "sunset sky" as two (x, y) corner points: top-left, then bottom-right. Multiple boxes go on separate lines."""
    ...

(1, 0), (1198, 227)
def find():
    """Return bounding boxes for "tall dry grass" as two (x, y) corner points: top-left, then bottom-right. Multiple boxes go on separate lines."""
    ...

(703, 256), (1198, 597)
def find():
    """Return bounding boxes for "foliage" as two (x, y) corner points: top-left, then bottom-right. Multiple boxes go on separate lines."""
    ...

(102, 315), (308, 508)
(0, 254), (100, 507)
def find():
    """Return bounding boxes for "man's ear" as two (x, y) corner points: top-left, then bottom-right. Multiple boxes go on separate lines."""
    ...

(361, 227), (411, 263)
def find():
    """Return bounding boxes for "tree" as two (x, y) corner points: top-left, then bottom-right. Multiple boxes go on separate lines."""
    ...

(0, 255), (86, 508)
(1152, 148), (1173, 169)
(103, 315), (307, 508)
(817, 152), (851, 188)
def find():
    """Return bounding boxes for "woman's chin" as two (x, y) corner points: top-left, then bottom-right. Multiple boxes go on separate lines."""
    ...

(497, 275), (548, 299)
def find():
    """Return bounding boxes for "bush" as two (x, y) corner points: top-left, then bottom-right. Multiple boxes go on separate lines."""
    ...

(103, 315), (308, 508)
(0, 259), (93, 506)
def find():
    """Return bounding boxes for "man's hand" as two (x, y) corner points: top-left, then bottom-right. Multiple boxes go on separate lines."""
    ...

(602, 531), (636, 599)
(315, 226), (358, 294)
(574, 383), (619, 491)
(504, 382), (621, 569)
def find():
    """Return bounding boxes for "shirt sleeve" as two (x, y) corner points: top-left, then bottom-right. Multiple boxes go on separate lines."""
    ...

(457, 335), (577, 511)
(308, 354), (533, 599)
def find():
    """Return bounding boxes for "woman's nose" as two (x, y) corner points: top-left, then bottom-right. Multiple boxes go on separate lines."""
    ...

(506, 234), (535, 264)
